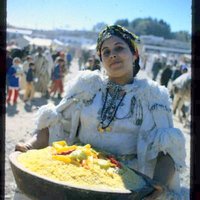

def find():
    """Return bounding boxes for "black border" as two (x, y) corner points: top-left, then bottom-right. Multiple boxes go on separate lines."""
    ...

(1, 0), (200, 199)
(191, 0), (200, 199)
(0, 0), (6, 199)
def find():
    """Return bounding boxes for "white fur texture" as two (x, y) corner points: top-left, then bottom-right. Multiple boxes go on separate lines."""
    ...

(35, 103), (62, 130)
(64, 70), (103, 100)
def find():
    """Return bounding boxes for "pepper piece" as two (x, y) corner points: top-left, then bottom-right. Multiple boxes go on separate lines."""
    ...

(108, 156), (122, 168)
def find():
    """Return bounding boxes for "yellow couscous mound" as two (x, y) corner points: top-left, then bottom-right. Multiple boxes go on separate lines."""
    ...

(17, 141), (146, 192)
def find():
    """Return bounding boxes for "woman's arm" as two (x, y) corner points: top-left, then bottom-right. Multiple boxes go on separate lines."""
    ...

(153, 152), (175, 186)
(144, 152), (175, 200)
(15, 128), (49, 152)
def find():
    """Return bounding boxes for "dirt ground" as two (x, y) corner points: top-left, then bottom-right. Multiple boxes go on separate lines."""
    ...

(5, 62), (191, 199)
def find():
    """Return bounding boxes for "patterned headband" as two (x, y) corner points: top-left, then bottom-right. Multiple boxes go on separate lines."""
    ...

(96, 25), (140, 59)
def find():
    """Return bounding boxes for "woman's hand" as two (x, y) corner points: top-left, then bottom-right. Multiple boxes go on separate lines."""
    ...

(15, 128), (49, 152)
(143, 183), (165, 200)
(15, 142), (32, 152)
(143, 152), (174, 199)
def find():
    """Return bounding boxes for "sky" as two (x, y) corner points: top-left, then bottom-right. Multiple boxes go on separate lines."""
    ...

(7, 0), (192, 33)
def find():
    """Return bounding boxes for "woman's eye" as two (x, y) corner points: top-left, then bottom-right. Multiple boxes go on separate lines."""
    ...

(102, 46), (124, 57)
(102, 50), (110, 57)
(115, 46), (123, 52)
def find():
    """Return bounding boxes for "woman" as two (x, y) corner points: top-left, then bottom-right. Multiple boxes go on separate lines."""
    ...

(16, 25), (186, 199)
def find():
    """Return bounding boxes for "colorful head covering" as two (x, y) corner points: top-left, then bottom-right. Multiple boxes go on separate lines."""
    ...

(96, 25), (140, 77)
(96, 25), (139, 58)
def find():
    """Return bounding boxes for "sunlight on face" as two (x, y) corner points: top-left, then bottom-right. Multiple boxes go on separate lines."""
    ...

(101, 36), (135, 84)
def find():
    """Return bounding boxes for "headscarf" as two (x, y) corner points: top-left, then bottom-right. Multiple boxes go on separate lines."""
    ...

(96, 25), (140, 77)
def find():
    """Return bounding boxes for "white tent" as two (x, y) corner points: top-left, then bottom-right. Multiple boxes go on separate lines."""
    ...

(53, 39), (64, 46)
(81, 43), (96, 50)
(14, 36), (31, 48)
(29, 38), (52, 47)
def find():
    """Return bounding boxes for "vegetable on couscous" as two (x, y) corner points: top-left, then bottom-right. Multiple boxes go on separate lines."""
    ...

(17, 141), (146, 192)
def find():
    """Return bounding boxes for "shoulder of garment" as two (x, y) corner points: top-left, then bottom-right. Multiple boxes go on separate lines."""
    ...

(133, 78), (171, 109)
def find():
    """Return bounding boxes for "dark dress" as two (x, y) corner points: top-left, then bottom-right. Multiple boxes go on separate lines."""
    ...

(160, 67), (173, 87)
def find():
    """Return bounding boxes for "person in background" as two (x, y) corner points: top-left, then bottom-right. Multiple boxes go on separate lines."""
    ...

(15, 25), (186, 199)
(52, 50), (60, 62)
(91, 58), (101, 71)
(66, 52), (72, 70)
(171, 69), (191, 122)
(170, 64), (188, 100)
(44, 50), (54, 81)
(23, 55), (33, 74)
(49, 57), (65, 99)
(160, 64), (173, 88)
(33, 47), (50, 98)
(171, 64), (188, 82)
(85, 57), (95, 70)
(20, 55), (33, 90)
(6, 49), (13, 93)
(7, 57), (23, 105)
(23, 62), (35, 104)
(180, 64), (188, 74)
(151, 58), (162, 81)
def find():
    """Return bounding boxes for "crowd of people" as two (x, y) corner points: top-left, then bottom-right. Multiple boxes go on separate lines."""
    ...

(149, 55), (191, 127)
(6, 46), (74, 105)
(138, 51), (191, 128)
(6, 42), (105, 107)
(6, 34), (191, 128)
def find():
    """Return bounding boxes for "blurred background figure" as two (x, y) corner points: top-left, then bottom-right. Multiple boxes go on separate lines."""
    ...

(49, 57), (65, 99)
(171, 64), (188, 82)
(151, 57), (162, 81)
(171, 71), (191, 127)
(78, 49), (91, 70)
(160, 64), (173, 88)
(85, 57), (95, 70)
(6, 57), (23, 105)
(44, 50), (54, 82)
(66, 51), (73, 71)
(33, 47), (50, 98)
(20, 55), (34, 90)
(92, 58), (101, 71)
(6, 49), (13, 93)
(23, 62), (35, 105)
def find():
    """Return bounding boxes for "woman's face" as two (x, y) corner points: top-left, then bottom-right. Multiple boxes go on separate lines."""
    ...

(101, 36), (136, 84)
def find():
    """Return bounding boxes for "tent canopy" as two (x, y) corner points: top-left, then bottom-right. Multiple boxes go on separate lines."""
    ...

(29, 38), (52, 46)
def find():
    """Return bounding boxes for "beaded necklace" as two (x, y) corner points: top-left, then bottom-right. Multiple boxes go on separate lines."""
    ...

(97, 82), (126, 133)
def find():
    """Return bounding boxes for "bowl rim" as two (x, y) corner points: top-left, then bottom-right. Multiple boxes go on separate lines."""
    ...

(9, 151), (135, 194)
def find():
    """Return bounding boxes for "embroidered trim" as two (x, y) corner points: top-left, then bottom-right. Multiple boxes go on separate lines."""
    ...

(150, 104), (171, 112)
(115, 96), (136, 120)
(98, 87), (126, 130)
(83, 94), (96, 106)
(115, 96), (143, 126)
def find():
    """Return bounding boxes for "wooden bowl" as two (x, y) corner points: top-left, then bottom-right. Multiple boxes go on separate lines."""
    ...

(9, 151), (154, 200)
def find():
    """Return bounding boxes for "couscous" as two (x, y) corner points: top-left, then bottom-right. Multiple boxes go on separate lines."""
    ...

(17, 141), (146, 192)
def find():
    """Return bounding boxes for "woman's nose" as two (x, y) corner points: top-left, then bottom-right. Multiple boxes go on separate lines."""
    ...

(110, 50), (117, 58)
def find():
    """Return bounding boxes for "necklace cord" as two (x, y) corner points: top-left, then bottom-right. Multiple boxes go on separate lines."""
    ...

(100, 88), (126, 129)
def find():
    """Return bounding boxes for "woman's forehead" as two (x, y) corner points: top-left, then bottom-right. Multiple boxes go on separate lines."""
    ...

(101, 36), (127, 49)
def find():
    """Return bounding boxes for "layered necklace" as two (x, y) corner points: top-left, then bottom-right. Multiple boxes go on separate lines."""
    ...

(97, 81), (127, 133)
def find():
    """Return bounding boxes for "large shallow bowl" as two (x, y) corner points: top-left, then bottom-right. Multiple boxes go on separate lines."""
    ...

(9, 151), (155, 200)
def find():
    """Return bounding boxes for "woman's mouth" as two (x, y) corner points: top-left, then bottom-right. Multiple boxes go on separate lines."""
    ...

(110, 61), (122, 69)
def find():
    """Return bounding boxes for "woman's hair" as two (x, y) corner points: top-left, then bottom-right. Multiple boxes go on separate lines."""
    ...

(96, 25), (140, 77)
